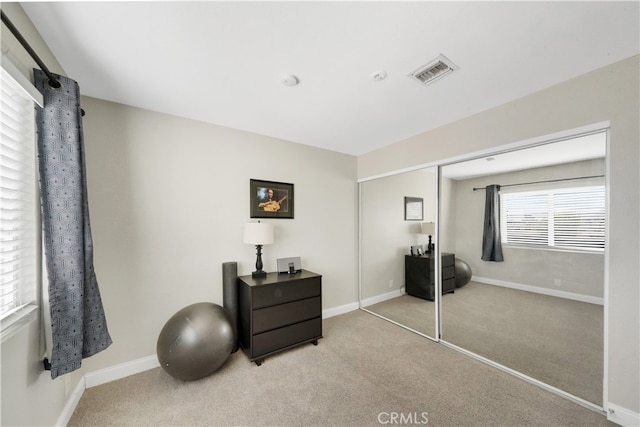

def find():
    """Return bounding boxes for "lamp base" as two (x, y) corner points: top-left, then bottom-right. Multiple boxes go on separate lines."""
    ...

(252, 244), (267, 279)
(252, 270), (267, 279)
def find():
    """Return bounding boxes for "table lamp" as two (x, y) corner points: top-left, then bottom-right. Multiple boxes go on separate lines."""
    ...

(244, 221), (274, 278)
(421, 222), (435, 253)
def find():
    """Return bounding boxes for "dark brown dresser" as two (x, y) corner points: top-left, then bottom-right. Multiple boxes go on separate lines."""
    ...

(405, 253), (455, 301)
(237, 270), (322, 365)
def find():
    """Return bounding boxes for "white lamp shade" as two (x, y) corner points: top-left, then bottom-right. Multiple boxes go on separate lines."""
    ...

(243, 222), (274, 245)
(421, 222), (435, 235)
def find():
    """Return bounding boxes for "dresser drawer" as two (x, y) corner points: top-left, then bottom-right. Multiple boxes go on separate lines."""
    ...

(443, 278), (456, 294)
(442, 253), (455, 267)
(253, 296), (321, 334)
(443, 266), (455, 280)
(253, 317), (322, 356)
(252, 277), (321, 309)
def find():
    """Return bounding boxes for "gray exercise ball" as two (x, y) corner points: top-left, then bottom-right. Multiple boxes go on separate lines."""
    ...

(157, 302), (234, 381)
(454, 258), (472, 288)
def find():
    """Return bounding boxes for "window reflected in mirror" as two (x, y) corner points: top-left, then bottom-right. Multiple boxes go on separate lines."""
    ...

(439, 131), (606, 406)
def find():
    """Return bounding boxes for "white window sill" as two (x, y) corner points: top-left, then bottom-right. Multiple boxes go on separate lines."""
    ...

(1, 304), (38, 344)
(503, 244), (604, 255)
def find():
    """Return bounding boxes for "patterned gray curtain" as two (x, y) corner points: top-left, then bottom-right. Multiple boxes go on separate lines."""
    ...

(34, 69), (112, 379)
(481, 184), (504, 262)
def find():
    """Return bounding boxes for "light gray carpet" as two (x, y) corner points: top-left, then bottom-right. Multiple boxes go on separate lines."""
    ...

(68, 310), (612, 426)
(366, 281), (603, 405)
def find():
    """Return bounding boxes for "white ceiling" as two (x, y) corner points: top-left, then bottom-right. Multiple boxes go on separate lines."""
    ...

(441, 131), (606, 180)
(20, 1), (639, 156)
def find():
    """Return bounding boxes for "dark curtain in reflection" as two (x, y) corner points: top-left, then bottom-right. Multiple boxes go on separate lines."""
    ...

(481, 184), (504, 262)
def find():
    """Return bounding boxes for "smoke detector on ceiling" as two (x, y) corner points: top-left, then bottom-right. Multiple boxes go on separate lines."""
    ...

(371, 70), (388, 82)
(408, 54), (459, 87)
(281, 74), (299, 86)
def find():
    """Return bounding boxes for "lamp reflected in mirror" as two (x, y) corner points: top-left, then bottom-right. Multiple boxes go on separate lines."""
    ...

(420, 222), (435, 253)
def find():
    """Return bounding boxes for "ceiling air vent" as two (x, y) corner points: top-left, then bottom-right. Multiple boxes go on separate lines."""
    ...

(408, 54), (459, 87)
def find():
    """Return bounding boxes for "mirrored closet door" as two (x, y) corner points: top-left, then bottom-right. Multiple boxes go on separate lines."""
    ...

(360, 167), (438, 339)
(438, 131), (607, 406)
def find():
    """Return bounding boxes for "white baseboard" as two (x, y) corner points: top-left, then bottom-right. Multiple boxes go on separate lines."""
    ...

(472, 276), (604, 305)
(607, 403), (640, 426)
(56, 376), (85, 427)
(85, 355), (160, 388)
(322, 301), (359, 319)
(57, 355), (161, 426)
(360, 288), (403, 308)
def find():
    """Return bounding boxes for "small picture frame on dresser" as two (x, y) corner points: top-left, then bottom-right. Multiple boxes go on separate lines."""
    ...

(411, 245), (424, 256)
(277, 257), (302, 274)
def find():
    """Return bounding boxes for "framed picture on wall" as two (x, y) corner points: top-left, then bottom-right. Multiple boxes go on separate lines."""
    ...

(250, 179), (294, 219)
(404, 196), (423, 221)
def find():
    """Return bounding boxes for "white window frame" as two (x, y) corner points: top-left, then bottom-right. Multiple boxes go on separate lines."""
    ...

(500, 185), (606, 253)
(1, 56), (43, 343)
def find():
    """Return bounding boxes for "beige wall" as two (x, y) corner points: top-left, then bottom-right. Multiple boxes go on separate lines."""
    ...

(359, 56), (640, 413)
(439, 176), (457, 254)
(77, 96), (358, 373)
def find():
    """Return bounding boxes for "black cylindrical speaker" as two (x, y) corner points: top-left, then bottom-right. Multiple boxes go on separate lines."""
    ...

(222, 261), (239, 353)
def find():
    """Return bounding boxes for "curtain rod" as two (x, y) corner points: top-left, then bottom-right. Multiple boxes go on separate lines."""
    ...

(472, 175), (604, 191)
(1, 10), (85, 116)
(1, 10), (61, 88)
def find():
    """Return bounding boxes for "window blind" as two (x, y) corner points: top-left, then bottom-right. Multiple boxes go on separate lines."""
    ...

(552, 187), (606, 249)
(501, 186), (605, 251)
(0, 65), (38, 323)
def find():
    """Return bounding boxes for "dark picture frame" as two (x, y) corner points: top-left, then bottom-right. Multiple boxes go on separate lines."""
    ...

(250, 179), (294, 219)
(404, 196), (423, 221)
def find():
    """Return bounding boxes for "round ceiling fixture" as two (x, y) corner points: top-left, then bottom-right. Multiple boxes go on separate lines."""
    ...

(371, 70), (388, 82)
(281, 74), (299, 86)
